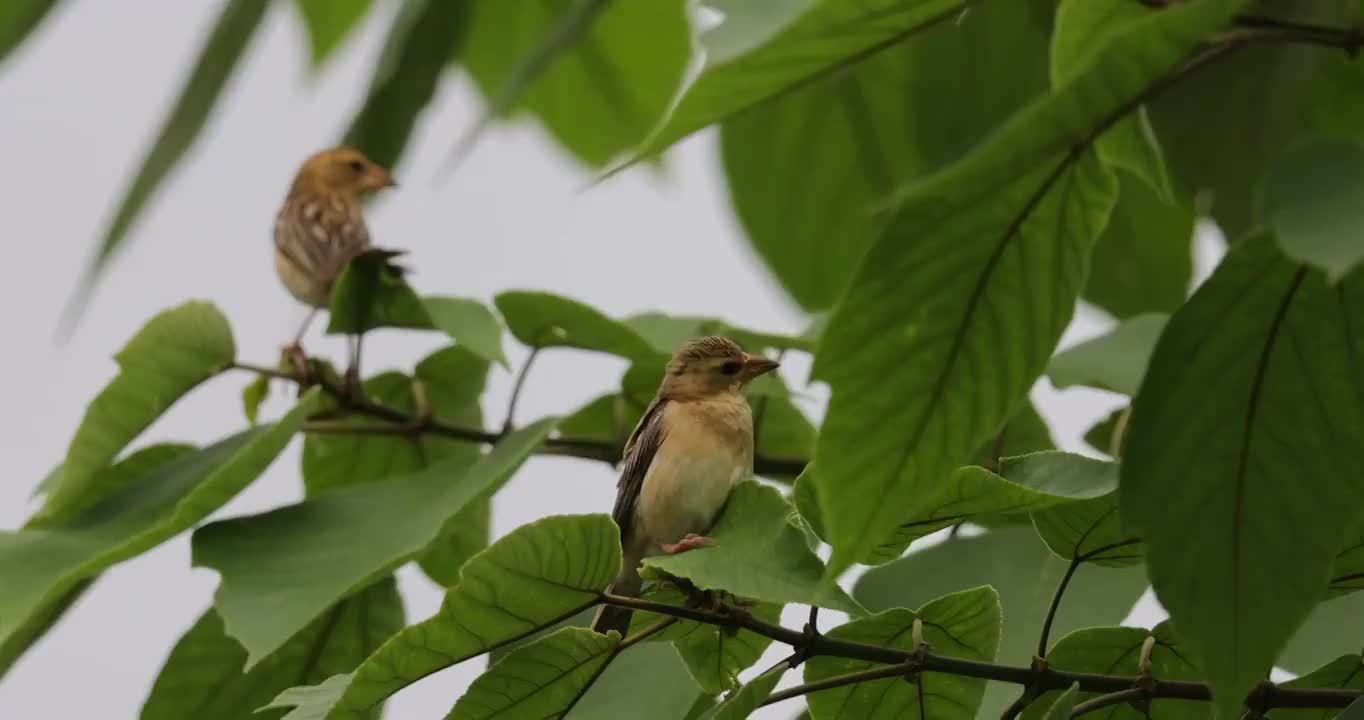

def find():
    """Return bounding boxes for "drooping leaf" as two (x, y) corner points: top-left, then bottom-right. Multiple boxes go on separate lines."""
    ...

(0, 0), (60, 65)
(40, 301), (235, 521)
(495, 290), (659, 360)
(446, 627), (620, 720)
(461, 0), (690, 168)
(702, 662), (789, 720)
(720, 0), (1052, 309)
(0, 396), (310, 665)
(1263, 138), (1364, 282)
(71, 0), (269, 325)
(325, 250), (432, 335)
(340, 0), (468, 169)
(193, 419), (557, 666)
(1046, 313), (1168, 396)
(1121, 234), (1364, 720)
(293, 0), (372, 66)
(804, 587), (1002, 720)
(643, 480), (862, 614)
(1277, 592), (1364, 675)
(673, 600), (782, 694)
(809, 0), (1246, 573)
(141, 578), (403, 720)
(1084, 171), (1196, 318)
(1019, 624), (1204, 720)
(422, 296), (508, 368)
(1271, 654), (1364, 720)
(570, 641), (709, 720)
(1032, 490), (1142, 567)
(855, 527), (1148, 718)
(284, 514), (621, 718)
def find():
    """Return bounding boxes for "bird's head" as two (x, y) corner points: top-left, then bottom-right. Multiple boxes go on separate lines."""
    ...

(659, 336), (780, 400)
(290, 147), (396, 198)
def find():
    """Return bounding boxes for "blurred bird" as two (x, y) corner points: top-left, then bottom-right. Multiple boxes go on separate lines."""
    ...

(591, 336), (780, 636)
(273, 147), (397, 385)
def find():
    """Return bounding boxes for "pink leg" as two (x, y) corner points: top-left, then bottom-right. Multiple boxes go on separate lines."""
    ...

(661, 534), (715, 554)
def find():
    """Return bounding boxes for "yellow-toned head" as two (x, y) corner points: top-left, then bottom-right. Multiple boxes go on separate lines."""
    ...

(288, 147), (396, 198)
(659, 336), (780, 400)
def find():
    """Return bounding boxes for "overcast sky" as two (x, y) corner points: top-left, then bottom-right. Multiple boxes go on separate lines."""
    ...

(0, 2), (1183, 718)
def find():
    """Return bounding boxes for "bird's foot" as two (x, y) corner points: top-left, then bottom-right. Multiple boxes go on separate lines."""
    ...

(661, 534), (714, 554)
(284, 343), (311, 386)
(339, 365), (364, 402)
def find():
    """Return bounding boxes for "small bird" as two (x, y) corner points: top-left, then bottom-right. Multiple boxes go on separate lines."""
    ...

(273, 147), (397, 384)
(591, 336), (780, 636)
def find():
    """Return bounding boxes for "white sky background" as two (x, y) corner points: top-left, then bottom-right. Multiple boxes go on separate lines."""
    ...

(0, 2), (1221, 718)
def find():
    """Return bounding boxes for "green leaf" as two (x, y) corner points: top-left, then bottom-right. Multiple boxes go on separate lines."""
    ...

(855, 527), (1148, 718)
(643, 480), (862, 614)
(702, 662), (789, 720)
(419, 498), (491, 588)
(634, 0), (967, 160)
(1082, 407), (1126, 457)
(192, 419), (557, 666)
(446, 627), (620, 719)
(1264, 139), (1364, 282)
(809, 0), (1247, 573)
(323, 514), (622, 717)
(1276, 591), (1364, 675)
(141, 578), (402, 720)
(0, 396), (310, 662)
(461, 0), (690, 168)
(674, 601), (782, 694)
(623, 312), (817, 356)
(804, 587), (1001, 720)
(1042, 684), (1081, 720)
(1032, 489), (1142, 567)
(340, 0), (467, 169)
(1121, 234), (1364, 720)
(719, 0), (1051, 310)
(1084, 171), (1196, 319)
(325, 250), (432, 335)
(1047, 313), (1168, 396)
(560, 393), (641, 445)
(1050, 0), (1173, 203)
(73, 0), (268, 323)
(494, 290), (659, 360)
(261, 674), (350, 720)
(292, 0), (372, 66)
(40, 301), (235, 521)
(422, 296), (508, 368)
(754, 394), (816, 478)
(571, 641), (709, 720)
(1020, 624), (1203, 720)
(0, 0), (59, 65)
(241, 374), (270, 425)
(1330, 533), (1364, 598)
(1271, 654), (1364, 720)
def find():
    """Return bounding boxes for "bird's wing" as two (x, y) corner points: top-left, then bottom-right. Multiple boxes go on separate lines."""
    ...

(275, 196), (372, 283)
(610, 397), (669, 544)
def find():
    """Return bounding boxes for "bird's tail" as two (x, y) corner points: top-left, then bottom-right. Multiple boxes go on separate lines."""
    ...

(591, 568), (642, 637)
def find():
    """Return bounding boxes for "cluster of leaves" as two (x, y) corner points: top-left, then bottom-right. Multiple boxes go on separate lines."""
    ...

(5, 0), (1364, 719)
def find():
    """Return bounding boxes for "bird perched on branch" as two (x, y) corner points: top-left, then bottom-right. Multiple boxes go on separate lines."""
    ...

(273, 147), (397, 386)
(591, 336), (780, 636)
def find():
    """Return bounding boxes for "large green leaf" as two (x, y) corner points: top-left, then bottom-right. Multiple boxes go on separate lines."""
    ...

(673, 600), (782, 694)
(461, 0), (690, 168)
(446, 627), (620, 719)
(1018, 623), (1204, 720)
(643, 480), (862, 614)
(1278, 593), (1364, 675)
(570, 641), (708, 719)
(1083, 172), (1195, 319)
(0, 0), (59, 65)
(0, 396), (309, 663)
(271, 514), (621, 719)
(855, 527), (1149, 718)
(1263, 138), (1364, 283)
(1121, 234), (1364, 720)
(192, 419), (557, 666)
(494, 290), (659, 360)
(340, 0), (467, 169)
(325, 250), (432, 335)
(1271, 654), (1364, 720)
(1046, 313), (1168, 396)
(73, 0), (268, 322)
(141, 578), (403, 720)
(40, 301), (235, 521)
(804, 587), (1001, 720)
(703, 662), (789, 720)
(1330, 532), (1364, 598)
(635, 0), (968, 159)
(809, 0), (1247, 573)
(719, 0), (1052, 310)
(293, 0), (372, 66)
(1032, 490), (1142, 568)
(422, 296), (508, 368)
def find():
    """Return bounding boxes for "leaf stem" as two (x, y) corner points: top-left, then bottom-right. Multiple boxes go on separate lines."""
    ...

(1070, 687), (1148, 719)
(1038, 557), (1082, 657)
(759, 661), (920, 708)
(502, 347), (541, 433)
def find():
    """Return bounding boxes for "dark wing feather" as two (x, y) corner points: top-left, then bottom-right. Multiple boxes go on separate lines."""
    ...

(610, 397), (669, 543)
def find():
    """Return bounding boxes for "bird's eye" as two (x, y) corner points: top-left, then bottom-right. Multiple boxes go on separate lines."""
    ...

(348, 160), (366, 173)
(720, 360), (742, 375)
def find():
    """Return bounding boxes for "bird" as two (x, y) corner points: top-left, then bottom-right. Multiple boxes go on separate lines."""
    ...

(273, 146), (397, 387)
(591, 336), (780, 636)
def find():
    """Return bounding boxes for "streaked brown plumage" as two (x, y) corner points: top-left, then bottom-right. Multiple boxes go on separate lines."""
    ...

(591, 336), (780, 637)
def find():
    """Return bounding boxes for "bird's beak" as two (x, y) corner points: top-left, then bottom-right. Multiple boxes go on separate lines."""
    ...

(370, 166), (397, 189)
(740, 353), (780, 380)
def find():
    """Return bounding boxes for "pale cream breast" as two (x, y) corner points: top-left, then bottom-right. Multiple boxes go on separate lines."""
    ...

(635, 396), (753, 549)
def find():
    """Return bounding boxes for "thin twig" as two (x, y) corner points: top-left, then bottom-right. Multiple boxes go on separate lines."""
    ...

(1039, 558), (1082, 657)
(503, 347), (541, 433)
(760, 662), (920, 707)
(1071, 687), (1149, 719)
